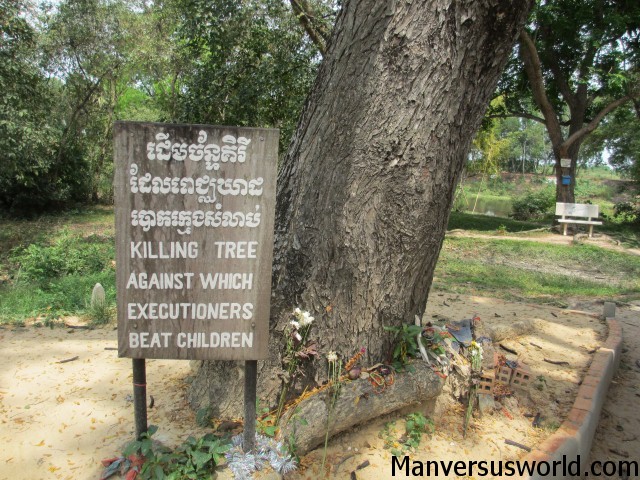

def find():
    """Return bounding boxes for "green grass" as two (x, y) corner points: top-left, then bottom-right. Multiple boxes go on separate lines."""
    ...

(0, 208), (116, 324)
(0, 271), (116, 323)
(434, 237), (640, 302)
(447, 212), (544, 233)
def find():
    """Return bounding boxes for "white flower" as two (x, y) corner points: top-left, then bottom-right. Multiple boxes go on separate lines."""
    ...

(300, 312), (314, 326)
(293, 307), (302, 316)
(327, 351), (338, 363)
(289, 320), (300, 330)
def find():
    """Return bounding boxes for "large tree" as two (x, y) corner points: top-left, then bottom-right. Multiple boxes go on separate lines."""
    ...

(493, 0), (640, 203)
(189, 0), (534, 417)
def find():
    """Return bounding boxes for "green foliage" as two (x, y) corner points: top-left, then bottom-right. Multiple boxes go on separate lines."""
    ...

(0, 215), (116, 323)
(85, 299), (114, 325)
(383, 324), (423, 371)
(123, 426), (230, 479)
(613, 199), (640, 225)
(10, 230), (113, 282)
(380, 413), (435, 456)
(510, 187), (555, 221)
(471, 101), (551, 175)
(448, 211), (543, 233)
(0, 0), (89, 215)
(175, 0), (320, 155)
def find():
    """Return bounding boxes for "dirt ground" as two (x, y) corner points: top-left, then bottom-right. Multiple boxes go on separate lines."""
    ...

(588, 302), (640, 478)
(2, 293), (632, 480)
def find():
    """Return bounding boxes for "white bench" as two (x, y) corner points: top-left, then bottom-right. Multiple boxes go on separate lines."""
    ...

(555, 202), (603, 237)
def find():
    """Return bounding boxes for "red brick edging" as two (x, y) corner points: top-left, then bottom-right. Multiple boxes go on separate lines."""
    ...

(514, 317), (623, 479)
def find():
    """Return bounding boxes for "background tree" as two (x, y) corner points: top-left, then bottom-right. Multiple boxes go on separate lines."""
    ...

(0, 0), (77, 214)
(582, 104), (640, 180)
(189, 0), (534, 416)
(471, 107), (551, 176)
(493, 0), (640, 203)
(175, 0), (322, 154)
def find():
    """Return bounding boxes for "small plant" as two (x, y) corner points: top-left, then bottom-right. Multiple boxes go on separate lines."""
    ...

(380, 413), (435, 456)
(384, 324), (423, 371)
(117, 425), (230, 480)
(257, 405), (278, 437)
(404, 413), (435, 451)
(284, 408), (307, 461)
(321, 351), (343, 474)
(496, 224), (508, 235)
(545, 420), (561, 432)
(534, 375), (547, 391)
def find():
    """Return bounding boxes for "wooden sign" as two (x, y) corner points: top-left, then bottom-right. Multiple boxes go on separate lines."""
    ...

(114, 122), (278, 360)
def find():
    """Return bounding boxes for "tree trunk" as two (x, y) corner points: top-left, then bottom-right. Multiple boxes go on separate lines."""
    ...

(189, 0), (533, 418)
(554, 132), (584, 204)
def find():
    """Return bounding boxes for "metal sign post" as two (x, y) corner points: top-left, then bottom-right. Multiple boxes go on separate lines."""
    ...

(132, 359), (148, 439)
(243, 360), (258, 451)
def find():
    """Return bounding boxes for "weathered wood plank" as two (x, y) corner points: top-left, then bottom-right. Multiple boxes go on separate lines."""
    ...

(114, 122), (278, 360)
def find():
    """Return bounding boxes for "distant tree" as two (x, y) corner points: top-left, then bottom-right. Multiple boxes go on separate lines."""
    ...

(471, 99), (551, 175)
(175, 0), (321, 154)
(0, 0), (83, 214)
(493, 0), (640, 202)
(582, 104), (640, 180)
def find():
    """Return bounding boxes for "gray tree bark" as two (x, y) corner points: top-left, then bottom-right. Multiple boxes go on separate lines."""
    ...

(189, 0), (534, 418)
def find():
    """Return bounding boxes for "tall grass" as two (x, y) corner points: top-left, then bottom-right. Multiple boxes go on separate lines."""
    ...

(0, 224), (115, 324)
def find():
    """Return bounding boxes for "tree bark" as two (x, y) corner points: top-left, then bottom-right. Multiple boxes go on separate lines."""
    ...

(189, 0), (533, 418)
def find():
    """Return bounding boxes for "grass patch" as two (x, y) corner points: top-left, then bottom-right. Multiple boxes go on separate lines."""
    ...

(0, 271), (116, 323)
(434, 237), (640, 302)
(0, 208), (116, 324)
(448, 212), (544, 233)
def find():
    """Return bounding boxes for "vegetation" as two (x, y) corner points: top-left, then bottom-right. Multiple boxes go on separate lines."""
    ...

(0, 208), (115, 323)
(120, 425), (230, 480)
(380, 412), (435, 457)
(435, 236), (640, 303)
(510, 187), (555, 221)
(492, 0), (640, 203)
(2, 196), (637, 325)
(1, 0), (321, 216)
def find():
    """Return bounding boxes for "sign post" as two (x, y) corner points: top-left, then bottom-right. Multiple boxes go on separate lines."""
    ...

(114, 122), (278, 448)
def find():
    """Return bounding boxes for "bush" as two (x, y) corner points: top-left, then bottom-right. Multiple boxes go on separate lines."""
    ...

(10, 230), (114, 282)
(612, 198), (640, 225)
(510, 187), (555, 221)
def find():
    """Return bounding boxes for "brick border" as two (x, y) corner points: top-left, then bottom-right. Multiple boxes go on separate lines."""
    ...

(513, 316), (623, 479)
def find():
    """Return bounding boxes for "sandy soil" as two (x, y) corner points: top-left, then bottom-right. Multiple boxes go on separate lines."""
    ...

(0, 294), (620, 480)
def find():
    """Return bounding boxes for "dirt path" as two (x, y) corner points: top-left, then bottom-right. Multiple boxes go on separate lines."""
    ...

(588, 301), (640, 476)
(0, 295), (610, 480)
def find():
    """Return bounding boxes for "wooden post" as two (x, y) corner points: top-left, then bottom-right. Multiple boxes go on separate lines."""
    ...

(243, 360), (258, 452)
(132, 358), (148, 440)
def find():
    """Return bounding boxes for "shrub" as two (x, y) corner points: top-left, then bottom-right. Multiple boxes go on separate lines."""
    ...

(10, 230), (114, 282)
(612, 198), (640, 224)
(510, 187), (555, 221)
